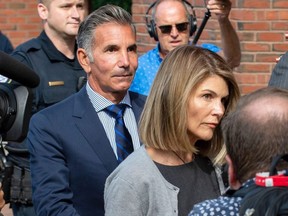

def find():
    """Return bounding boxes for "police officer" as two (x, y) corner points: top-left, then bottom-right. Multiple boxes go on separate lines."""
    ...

(6, 0), (87, 215)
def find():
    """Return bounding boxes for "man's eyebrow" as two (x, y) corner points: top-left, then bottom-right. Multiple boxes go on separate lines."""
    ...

(128, 44), (137, 50)
(103, 44), (119, 51)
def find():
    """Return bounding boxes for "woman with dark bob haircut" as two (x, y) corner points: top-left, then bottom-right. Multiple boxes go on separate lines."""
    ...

(105, 45), (240, 216)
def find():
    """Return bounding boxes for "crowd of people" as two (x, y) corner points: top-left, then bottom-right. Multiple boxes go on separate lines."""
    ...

(0, 0), (287, 216)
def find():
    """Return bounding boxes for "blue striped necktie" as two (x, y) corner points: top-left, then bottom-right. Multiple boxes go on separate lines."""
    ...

(105, 104), (134, 163)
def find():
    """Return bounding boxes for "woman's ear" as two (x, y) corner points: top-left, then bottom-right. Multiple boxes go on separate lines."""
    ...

(226, 155), (242, 190)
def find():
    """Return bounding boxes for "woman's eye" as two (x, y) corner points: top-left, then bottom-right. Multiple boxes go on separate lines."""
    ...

(203, 94), (212, 100)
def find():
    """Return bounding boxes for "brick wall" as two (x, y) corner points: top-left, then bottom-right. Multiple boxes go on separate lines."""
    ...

(1, 0), (288, 94)
(132, 0), (288, 94)
(0, 0), (42, 47)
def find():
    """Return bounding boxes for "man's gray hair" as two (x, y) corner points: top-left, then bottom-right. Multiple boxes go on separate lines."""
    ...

(77, 4), (135, 62)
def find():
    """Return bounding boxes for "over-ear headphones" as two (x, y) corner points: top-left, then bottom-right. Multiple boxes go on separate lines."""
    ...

(145, 0), (197, 41)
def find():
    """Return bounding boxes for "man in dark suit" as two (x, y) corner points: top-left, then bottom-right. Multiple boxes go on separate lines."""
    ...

(27, 5), (146, 216)
(268, 51), (288, 89)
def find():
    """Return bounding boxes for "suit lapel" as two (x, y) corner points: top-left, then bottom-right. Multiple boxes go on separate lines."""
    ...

(72, 88), (118, 174)
(71, 89), (146, 174)
(129, 91), (146, 123)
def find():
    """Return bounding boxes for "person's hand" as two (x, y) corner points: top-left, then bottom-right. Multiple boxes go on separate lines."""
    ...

(207, 0), (232, 21)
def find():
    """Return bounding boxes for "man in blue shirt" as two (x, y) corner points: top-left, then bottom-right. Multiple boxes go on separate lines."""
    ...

(189, 87), (288, 216)
(130, 0), (241, 95)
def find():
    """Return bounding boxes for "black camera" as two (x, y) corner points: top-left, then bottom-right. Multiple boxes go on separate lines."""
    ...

(0, 50), (38, 142)
(0, 51), (39, 203)
(0, 84), (33, 203)
(0, 84), (33, 142)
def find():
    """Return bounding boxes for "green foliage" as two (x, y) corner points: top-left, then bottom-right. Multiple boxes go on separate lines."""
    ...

(91, 0), (132, 13)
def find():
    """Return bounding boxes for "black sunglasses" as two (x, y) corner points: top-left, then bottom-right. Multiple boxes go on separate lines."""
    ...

(157, 22), (189, 34)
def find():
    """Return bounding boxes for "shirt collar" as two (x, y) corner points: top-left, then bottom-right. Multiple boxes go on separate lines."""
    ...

(155, 43), (163, 62)
(39, 31), (79, 66)
(86, 82), (132, 112)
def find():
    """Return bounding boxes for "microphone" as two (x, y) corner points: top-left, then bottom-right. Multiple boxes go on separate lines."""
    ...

(0, 51), (40, 88)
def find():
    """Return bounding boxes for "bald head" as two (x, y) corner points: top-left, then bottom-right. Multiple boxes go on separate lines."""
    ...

(221, 87), (288, 183)
(153, 0), (190, 23)
(242, 94), (288, 123)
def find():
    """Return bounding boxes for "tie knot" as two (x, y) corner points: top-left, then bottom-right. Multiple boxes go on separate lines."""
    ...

(105, 104), (128, 119)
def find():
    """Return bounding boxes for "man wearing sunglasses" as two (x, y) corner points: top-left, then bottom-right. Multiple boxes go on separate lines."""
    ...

(130, 0), (241, 96)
